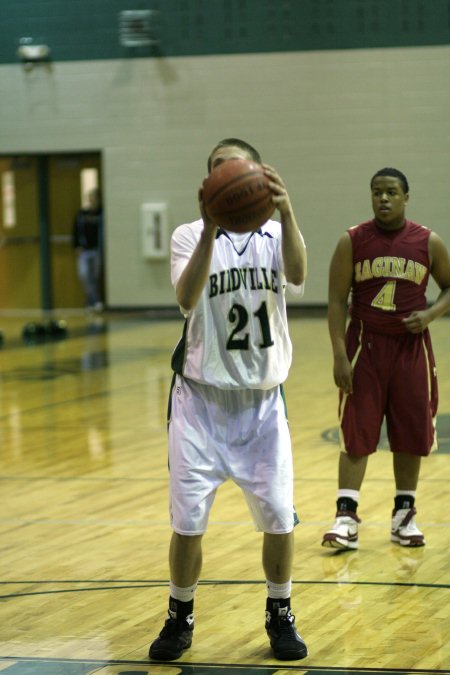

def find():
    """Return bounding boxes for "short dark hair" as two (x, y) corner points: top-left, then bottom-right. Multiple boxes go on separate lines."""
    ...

(207, 138), (262, 173)
(370, 167), (409, 194)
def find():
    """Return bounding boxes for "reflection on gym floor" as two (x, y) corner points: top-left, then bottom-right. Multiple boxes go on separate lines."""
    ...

(0, 310), (449, 675)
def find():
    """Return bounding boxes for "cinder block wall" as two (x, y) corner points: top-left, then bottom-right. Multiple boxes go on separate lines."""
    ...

(0, 1), (449, 307)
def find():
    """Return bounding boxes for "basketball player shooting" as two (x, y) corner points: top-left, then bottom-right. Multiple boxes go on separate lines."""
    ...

(149, 138), (308, 662)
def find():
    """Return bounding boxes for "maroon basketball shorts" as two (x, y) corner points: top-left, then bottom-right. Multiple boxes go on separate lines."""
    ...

(339, 320), (438, 457)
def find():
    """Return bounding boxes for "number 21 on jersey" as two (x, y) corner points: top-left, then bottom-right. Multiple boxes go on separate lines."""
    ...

(227, 301), (274, 350)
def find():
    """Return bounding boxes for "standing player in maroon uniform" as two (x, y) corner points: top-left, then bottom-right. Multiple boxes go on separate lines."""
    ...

(322, 168), (450, 550)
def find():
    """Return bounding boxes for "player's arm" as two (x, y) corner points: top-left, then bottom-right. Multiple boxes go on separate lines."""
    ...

(174, 189), (218, 312)
(403, 232), (450, 333)
(263, 164), (307, 286)
(328, 233), (354, 394)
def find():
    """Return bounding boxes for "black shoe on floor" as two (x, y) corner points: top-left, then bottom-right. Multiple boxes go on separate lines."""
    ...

(266, 607), (308, 661)
(149, 614), (193, 661)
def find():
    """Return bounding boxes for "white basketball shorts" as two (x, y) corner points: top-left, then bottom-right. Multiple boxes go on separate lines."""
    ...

(168, 374), (296, 535)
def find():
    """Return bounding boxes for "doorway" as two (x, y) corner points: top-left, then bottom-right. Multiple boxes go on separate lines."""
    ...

(0, 152), (103, 310)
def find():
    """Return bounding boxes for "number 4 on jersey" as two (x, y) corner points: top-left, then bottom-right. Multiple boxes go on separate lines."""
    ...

(371, 280), (397, 311)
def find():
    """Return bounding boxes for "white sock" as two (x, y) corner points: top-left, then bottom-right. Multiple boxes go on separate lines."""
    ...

(169, 581), (197, 603)
(396, 490), (416, 498)
(266, 579), (291, 599)
(337, 489), (360, 503)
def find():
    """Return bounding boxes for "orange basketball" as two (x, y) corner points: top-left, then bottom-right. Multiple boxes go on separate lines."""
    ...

(202, 158), (275, 233)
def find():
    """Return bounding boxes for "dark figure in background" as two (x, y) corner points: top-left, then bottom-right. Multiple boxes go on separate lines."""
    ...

(73, 188), (103, 311)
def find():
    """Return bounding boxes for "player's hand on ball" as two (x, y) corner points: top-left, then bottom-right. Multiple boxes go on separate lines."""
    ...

(198, 185), (218, 232)
(263, 164), (293, 218)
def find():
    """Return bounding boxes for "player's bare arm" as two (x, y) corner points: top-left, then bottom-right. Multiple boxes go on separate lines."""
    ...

(328, 233), (354, 394)
(175, 189), (218, 312)
(403, 232), (450, 333)
(263, 164), (307, 286)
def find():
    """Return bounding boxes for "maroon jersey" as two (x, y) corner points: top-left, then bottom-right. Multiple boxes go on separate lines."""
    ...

(348, 219), (431, 334)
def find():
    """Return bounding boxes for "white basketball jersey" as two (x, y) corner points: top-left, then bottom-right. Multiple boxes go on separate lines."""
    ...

(171, 218), (304, 390)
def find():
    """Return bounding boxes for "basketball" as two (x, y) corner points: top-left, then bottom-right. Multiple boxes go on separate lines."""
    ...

(202, 158), (275, 233)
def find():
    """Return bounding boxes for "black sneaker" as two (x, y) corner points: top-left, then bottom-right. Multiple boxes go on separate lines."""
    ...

(266, 607), (308, 661)
(149, 612), (194, 661)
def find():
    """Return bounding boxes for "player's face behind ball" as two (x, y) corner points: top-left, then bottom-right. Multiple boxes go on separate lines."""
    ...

(203, 145), (275, 234)
(209, 144), (253, 172)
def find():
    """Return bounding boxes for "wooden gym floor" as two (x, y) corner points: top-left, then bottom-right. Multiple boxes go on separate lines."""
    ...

(0, 308), (449, 675)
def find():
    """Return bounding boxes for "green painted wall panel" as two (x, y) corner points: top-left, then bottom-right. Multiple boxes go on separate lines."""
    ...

(0, 0), (449, 64)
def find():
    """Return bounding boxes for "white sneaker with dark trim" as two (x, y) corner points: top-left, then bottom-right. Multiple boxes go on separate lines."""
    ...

(322, 511), (361, 550)
(391, 507), (425, 547)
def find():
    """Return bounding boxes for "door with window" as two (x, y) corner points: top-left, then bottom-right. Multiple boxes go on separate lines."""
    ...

(0, 156), (41, 309)
(49, 154), (102, 308)
(0, 152), (102, 310)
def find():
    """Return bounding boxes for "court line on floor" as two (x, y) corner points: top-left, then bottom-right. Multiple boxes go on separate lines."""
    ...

(0, 577), (448, 601)
(0, 655), (449, 674)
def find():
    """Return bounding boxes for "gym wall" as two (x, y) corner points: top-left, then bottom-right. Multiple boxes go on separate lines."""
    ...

(0, 0), (449, 308)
